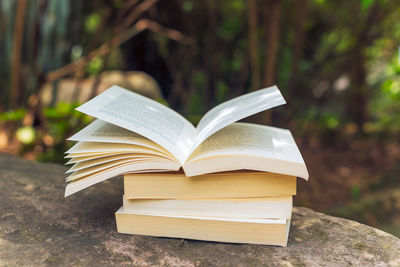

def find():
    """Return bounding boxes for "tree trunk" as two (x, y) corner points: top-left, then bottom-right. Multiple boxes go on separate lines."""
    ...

(248, 0), (260, 90)
(10, 0), (27, 108)
(345, 2), (382, 130)
(347, 48), (368, 130)
(288, 0), (308, 94)
(263, 0), (281, 87)
(250, 0), (281, 125)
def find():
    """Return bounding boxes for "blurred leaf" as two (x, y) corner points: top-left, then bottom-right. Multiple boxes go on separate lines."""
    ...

(193, 71), (206, 88)
(81, 114), (94, 124)
(229, 0), (244, 11)
(218, 16), (242, 40)
(325, 115), (339, 129)
(351, 185), (361, 200)
(0, 109), (26, 122)
(84, 12), (101, 33)
(188, 89), (205, 116)
(182, 1), (194, 13)
(156, 98), (169, 107)
(86, 57), (104, 75)
(232, 51), (243, 72)
(187, 114), (202, 125)
(16, 126), (36, 144)
(70, 45), (83, 61)
(43, 102), (78, 119)
(216, 80), (229, 103)
(382, 80), (400, 99)
(113, 0), (124, 8)
(106, 48), (124, 69)
(154, 35), (168, 57)
(393, 64), (400, 75)
(361, 0), (374, 10)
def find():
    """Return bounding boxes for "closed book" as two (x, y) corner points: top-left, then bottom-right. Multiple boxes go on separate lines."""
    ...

(123, 195), (292, 219)
(115, 207), (290, 246)
(124, 171), (296, 199)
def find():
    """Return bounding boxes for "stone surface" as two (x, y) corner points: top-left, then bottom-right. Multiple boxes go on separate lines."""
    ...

(0, 153), (399, 266)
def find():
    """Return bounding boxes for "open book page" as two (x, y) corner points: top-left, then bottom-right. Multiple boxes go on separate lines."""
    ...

(66, 154), (159, 173)
(65, 151), (120, 158)
(66, 152), (152, 163)
(75, 85), (195, 164)
(66, 159), (149, 180)
(65, 162), (180, 197)
(66, 142), (174, 160)
(68, 119), (167, 153)
(66, 153), (158, 165)
(184, 123), (309, 179)
(189, 86), (286, 154)
(66, 157), (177, 181)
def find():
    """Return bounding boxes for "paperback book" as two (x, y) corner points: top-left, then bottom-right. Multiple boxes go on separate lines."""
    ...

(65, 85), (309, 246)
(65, 85), (308, 196)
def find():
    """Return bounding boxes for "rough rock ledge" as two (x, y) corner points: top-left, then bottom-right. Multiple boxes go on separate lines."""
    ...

(0, 153), (399, 266)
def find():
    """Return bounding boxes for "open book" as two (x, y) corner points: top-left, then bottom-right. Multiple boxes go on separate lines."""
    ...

(65, 85), (308, 196)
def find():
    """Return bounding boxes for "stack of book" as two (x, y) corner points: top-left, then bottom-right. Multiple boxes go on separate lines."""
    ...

(65, 85), (308, 246)
(117, 171), (296, 246)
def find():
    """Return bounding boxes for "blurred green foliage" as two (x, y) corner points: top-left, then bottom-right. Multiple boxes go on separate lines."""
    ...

(84, 12), (102, 33)
(0, 102), (92, 163)
(38, 103), (93, 162)
(0, 0), (399, 156)
(368, 58), (400, 136)
(0, 109), (26, 122)
(0, 0), (398, 153)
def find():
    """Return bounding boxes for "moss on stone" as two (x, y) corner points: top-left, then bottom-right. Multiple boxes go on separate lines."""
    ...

(10, 228), (44, 243)
(353, 242), (367, 251)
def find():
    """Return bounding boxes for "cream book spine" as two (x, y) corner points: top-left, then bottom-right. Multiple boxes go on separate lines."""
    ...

(115, 207), (290, 246)
(122, 195), (292, 219)
(124, 171), (297, 199)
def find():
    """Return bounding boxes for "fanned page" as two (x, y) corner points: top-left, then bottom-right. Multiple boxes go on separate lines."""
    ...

(68, 119), (163, 151)
(190, 85), (286, 154)
(75, 86), (196, 164)
(65, 85), (298, 196)
(64, 119), (181, 196)
(67, 119), (175, 160)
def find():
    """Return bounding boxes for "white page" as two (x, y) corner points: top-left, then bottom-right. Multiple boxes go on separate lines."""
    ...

(185, 123), (309, 179)
(66, 152), (156, 163)
(75, 85), (195, 164)
(65, 151), (127, 158)
(66, 158), (147, 177)
(66, 153), (156, 165)
(66, 158), (176, 181)
(68, 119), (166, 152)
(66, 142), (172, 159)
(189, 123), (302, 161)
(190, 86), (286, 154)
(116, 207), (287, 224)
(65, 162), (179, 197)
(123, 196), (292, 219)
(66, 154), (158, 173)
